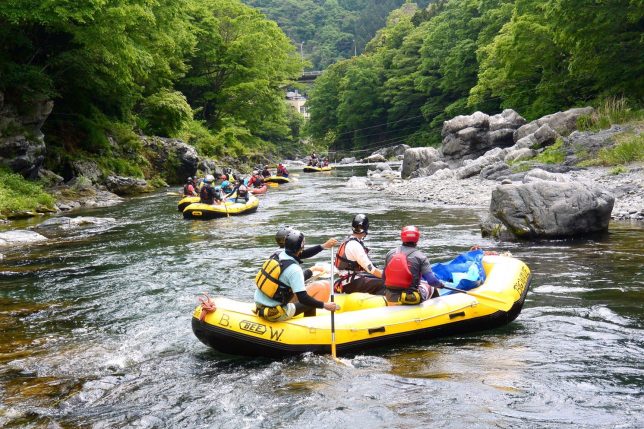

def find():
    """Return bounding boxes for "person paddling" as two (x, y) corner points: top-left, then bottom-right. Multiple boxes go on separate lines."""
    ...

(333, 214), (385, 295)
(274, 226), (337, 281)
(383, 226), (443, 305)
(276, 163), (289, 177)
(183, 177), (197, 196)
(254, 230), (338, 322)
(199, 175), (223, 205)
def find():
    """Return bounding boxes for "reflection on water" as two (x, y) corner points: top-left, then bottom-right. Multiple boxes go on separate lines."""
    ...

(1, 166), (642, 427)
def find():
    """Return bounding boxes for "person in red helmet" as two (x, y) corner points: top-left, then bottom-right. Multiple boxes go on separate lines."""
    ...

(276, 163), (289, 177)
(383, 225), (443, 305)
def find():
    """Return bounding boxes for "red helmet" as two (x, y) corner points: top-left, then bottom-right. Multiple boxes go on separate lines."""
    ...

(401, 225), (420, 243)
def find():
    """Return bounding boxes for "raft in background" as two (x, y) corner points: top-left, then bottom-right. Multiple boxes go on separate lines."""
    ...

(263, 176), (290, 184)
(178, 196), (200, 212)
(303, 166), (332, 172)
(183, 195), (259, 220)
(192, 254), (532, 357)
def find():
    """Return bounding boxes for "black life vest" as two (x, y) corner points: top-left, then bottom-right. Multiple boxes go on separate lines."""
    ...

(334, 237), (369, 272)
(200, 185), (214, 204)
(255, 254), (297, 304)
(384, 247), (419, 290)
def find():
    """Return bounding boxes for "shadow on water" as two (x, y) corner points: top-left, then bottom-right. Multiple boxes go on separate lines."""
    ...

(0, 165), (642, 427)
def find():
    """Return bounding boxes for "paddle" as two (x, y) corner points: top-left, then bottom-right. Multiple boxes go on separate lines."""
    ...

(330, 247), (338, 359)
(438, 283), (513, 312)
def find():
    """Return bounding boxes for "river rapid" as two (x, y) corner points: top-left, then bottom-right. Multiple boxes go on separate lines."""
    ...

(1, 166), (642, 428)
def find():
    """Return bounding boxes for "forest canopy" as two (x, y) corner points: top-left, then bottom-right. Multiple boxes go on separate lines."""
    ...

(306, 0), (644, 152)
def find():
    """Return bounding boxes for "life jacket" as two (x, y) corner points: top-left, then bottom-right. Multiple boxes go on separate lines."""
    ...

(334, 237), (369, 272)
(200, 185), (214, 204)
(384, 247), (419, 290)
(255, 254), (297, 304)
(252, 175), (264, 187)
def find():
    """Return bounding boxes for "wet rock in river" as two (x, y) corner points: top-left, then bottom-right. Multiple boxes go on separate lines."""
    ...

(0, 230), (48, 247)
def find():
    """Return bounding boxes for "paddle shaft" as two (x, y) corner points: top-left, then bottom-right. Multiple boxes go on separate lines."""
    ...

(330, 246), (337, 358)
(438, 283), (512, 311)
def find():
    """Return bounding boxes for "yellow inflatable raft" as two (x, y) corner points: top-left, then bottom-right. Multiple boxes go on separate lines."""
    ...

(178, 196), (200, 212)
(303, 166), (332, 172)
(192, 254), (531, 357)
(183, 195), (259, 220)
(263, 175), (290, 184)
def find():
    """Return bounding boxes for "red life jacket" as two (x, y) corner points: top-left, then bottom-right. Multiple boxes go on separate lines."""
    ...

(334, 237), (369, 272)
(384, 248), (418, 290)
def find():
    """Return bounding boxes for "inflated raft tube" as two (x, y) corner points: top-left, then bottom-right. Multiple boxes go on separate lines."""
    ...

(192, 255), (531, 357)
(250, 184), (268, 195)
(263, 176), (290, 184)
(183, 195), (259, 220)
(303, 166), (332, 172)
(178, 196), (200, 212)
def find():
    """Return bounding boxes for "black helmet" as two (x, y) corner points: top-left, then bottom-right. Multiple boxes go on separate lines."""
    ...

(352, 214), (369, 234)
(275, 225), (293, 248)
(284, 230), (305, 254)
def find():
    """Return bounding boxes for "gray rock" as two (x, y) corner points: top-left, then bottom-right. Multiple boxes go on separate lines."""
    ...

(504, 148), (536, 163)
(72, 160), (103, 183)
(339, 157), (357, 164)
(345, 176), (372, 189)
(361, 154), (387, 163)
(563, 125), (626, 165)
(514, 106), (594, 141)
(488, 109), (526, 131)
(0, 230), (48, 247)
(105, 175), (149, 196)
(522, 168), (570, 183)
(374, 162), (392, 171)
(141, 136), (199, 184)
(489, 180), (614, 239)
(480, 162), (512, 180)
(0, 94), (52, 178)
(372, 144), (410, 159)
(409, 161), (450, 179)
(198, 159), (217, 174)
(513, 124), (559, 150)
(455, 148), (507, 179)
(401, 147), (442, 179)
(38, 168), (64, 186)
(442, 111), (490, 136)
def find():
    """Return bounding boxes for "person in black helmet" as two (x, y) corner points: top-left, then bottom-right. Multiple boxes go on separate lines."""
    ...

(273, 226), (338, 281)
(333, 214), (385, 295)
(255, 230), (339, 322)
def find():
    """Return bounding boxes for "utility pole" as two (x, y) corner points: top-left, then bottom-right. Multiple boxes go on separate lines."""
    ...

(300, 41), (304, 64)
(353, 38), (357, 57)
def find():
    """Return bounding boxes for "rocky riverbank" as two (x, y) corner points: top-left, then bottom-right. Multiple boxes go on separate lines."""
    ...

(380, 164), (643, 221)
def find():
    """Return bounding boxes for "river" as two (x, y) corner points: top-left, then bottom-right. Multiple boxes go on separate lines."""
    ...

(1, 166), (642, 428)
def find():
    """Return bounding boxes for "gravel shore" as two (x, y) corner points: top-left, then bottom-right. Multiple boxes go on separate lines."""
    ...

(379, 164), (644, 221)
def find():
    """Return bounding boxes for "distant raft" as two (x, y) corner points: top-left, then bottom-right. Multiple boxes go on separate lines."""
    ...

(192, 254), (532, 357)
(183, 195), (259, 220)
(178, 196), (200, 212)
(263, 176), (290, 184)
(303, 166), (332, 172)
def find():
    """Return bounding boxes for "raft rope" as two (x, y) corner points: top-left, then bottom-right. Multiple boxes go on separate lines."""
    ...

(198, 293), (217, 321)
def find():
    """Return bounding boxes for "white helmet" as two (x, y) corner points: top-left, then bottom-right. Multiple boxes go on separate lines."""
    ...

(205, 174), (215, 183)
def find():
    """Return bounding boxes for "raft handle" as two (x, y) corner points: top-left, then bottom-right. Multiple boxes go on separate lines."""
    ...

(449, 311), (466, 319)
(368, 326), (386, 335)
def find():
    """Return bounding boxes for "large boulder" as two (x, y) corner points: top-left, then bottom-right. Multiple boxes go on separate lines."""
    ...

(455, 147), (507, 179)
(514, 107), (594, 141)
(401, 147), (442, 179)
(489, 180), (614, 239)
(480, 162), (512, 181)
(514, 124), (559, 150)
(441, 110), (525, 161)
(563, 125), (626, 165)
(105, 175), (150, 196)
(0, 93), (53, 178)
(141, 136), (199, 184)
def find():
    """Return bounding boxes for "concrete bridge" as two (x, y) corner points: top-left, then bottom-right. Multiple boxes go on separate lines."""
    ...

(298, 71), (322, 82)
